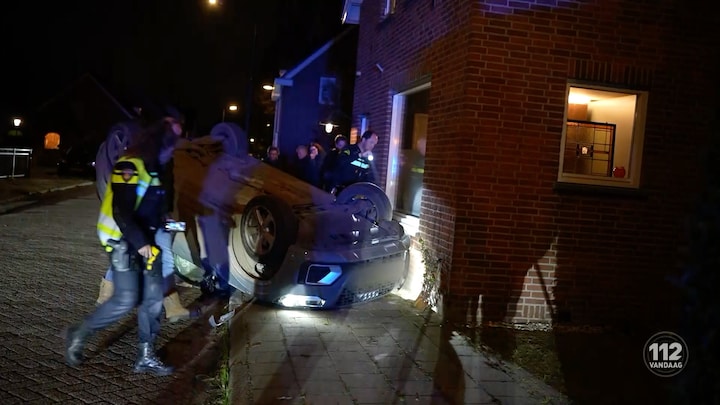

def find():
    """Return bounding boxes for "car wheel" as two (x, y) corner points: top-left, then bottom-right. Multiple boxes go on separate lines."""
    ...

(231, 195), (298, 280)
(335, 182), (393, 222)
(210, 122), (248, 157)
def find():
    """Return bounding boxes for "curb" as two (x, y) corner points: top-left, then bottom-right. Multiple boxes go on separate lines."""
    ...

(27, 181), (94, 196)
(0, 181), (94, 214)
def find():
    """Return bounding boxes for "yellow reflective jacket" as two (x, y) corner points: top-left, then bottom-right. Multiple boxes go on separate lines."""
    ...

(96, 156), (160, 246)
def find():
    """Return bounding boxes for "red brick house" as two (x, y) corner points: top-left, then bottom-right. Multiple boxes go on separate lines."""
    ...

(343, 0), (718, 328)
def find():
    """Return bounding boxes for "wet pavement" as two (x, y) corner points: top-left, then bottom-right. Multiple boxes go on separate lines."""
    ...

(0, 171), (570, 404)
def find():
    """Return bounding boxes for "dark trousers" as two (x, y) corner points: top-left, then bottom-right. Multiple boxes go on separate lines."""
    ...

(82, 251), (164, 343)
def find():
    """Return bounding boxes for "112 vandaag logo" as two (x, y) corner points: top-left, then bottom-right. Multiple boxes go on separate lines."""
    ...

(643, 331), (689, 377)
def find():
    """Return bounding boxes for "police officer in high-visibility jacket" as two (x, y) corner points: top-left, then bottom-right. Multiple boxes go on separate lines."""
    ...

(64, 119), (178, 376)
(327, 130), (379, 194)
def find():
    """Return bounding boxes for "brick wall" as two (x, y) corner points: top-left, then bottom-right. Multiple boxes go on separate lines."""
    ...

(351, 0), (718, 328)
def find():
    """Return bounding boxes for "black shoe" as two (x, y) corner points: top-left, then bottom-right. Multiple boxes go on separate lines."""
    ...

(199, 276), (216, 296)
(133, 343), (173, 376)
(64, 325), (88, 367)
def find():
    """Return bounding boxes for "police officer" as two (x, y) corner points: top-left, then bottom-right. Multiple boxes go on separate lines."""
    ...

(64, 119), (179, 376)
(94, 108), (199, 323)
(328, 130), (379, 194)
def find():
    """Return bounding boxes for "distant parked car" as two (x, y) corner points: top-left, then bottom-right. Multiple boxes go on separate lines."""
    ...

(57, 144), (98, 178)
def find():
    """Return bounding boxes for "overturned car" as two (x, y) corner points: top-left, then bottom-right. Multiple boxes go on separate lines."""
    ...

(98, 122), (410, 309)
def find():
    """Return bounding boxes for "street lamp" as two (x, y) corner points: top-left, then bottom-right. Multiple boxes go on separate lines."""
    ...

(320, 122), (336, 134)
(12, 118), (22, 127)
(208, 0), (218, 5)
(222, 104), (238, 122)
(262, 84), (274, 91)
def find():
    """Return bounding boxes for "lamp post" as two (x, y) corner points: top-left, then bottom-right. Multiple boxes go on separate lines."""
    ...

(9, 117), (23, 139)
(222, 104), (238, 122)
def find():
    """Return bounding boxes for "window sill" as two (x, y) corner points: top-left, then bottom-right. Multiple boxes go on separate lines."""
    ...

(553, 181), (649, 199)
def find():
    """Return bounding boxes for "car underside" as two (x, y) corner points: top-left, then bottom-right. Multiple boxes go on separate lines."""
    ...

(164, 123), (410, 309)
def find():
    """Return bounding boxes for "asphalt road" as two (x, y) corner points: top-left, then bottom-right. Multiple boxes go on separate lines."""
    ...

(0, 188), (227, 404)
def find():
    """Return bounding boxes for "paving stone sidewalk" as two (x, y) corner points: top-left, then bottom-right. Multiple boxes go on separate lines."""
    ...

(227, 294), (570, 405)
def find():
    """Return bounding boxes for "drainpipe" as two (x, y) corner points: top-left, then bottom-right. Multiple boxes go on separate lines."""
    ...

(272, 98), (281, 148)
(270, 78), (292, 149)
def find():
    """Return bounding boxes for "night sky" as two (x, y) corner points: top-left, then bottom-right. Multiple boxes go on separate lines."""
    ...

(1, 0), (345, 133)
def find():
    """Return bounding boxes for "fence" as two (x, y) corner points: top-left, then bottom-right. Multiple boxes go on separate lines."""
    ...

(0, 148), (33, 179)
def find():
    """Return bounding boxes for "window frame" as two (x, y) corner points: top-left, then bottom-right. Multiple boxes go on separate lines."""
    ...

(382, 0), (397, 18)
(386, 82), (430, 236)
(557, 82), (648, 189)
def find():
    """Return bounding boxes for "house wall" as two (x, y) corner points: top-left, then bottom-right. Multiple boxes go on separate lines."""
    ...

(352, 0), (718, 327)
(276, 29), (358, 163)
(278, 59), (332, 159)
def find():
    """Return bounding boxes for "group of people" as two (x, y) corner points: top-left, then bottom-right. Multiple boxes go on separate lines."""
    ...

(63, 124), (381, 376)
(65, 107), (193, 376)
(262, 130), (380, 194)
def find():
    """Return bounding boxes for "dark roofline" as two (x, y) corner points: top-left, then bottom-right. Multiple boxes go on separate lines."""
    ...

(281, 26), (357, 80)
(37, 73), (135, 119)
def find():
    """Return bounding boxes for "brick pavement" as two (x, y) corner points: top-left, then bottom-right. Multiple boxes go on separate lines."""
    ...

(0, 174), (571, 405)
(0, 179), (228, 405)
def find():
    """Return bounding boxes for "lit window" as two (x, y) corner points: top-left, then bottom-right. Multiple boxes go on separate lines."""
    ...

(387, 84), (429, 220)
(44, 132), (61, 150)
(558, 84), (648, 188)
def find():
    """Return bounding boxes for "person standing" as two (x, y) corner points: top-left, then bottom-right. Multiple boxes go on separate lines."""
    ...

(305, 142), (326, 188)
(290, 144), (310, 182)
(321, 134), (347, 191)
(262, 145), (285, 171)
(329, 130), (379, 194)
(64, 119), (179, 376)
(95, 108), (198, 323)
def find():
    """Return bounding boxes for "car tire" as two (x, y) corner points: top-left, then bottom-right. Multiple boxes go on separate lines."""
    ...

(231, 195), (298, 280)
(335, 182), (393, 222)
(210, 122), (248, 157)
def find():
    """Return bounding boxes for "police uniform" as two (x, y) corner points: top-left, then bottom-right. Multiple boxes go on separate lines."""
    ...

(330, 144), (375, 191)
(98, 157), (165, 248)
(66, 156), (173, 376)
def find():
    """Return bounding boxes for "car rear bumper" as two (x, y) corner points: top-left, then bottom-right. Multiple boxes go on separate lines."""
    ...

(229, 236), (411, 308)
